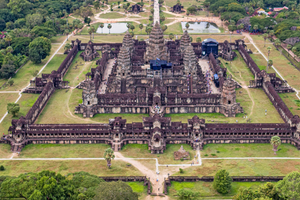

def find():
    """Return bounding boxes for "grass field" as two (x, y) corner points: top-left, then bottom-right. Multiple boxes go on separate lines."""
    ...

(172, 159), (300, 177)
(121, 144), (196, 165)
(17, 143), (111, 158)
(251, 35), (300, 91)
(36, 88), (149, 124)
(100, 12), (126, 19)
(0, 93), (19, 116)
(168, 181), (266, 199)
(127, 182), (148, 199)
(279, 92), (300, 116)
(1, 44), (61, 91)
(0, 160), (142, 177)
(164, 0), (203, 7)
(164, 22), (183, 35)
(0, 93), (39, 134)
(42, 54), (67, 74)
(202, 143), (300, 158)
(0, 144), (12, 158)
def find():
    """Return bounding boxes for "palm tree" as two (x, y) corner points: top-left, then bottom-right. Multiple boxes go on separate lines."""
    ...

(161, 25), (167, 32)
(91, 26), (96, 39)
(267, 59), (273, 73)
(275, 39), (281, 48)
(100, 23), (104, 34)
(64, 43), (72, 52)
(146, 26), (152, 35)
(139, 23), (144, 34)
(196, 37), (202, 43)
(268, 30), (274, 40)
(64, 29), (70, 41)
(263, 33), (268, 47)
(107, 23), (112, 34)
(5, 35), (12, 46)
(228, 25), (236, 42)
(6, 46), (13, 53)
(185, 23), (189, 30)
(88, 28), (93, 41)
(238, 23), (244, 32)
(270, 136), (281, 155)
(104, 148), (115, 168)
(267, 46), (272, 61)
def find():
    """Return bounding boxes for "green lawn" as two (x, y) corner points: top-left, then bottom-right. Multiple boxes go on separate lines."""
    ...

(0, 93), (39, 135)
(168, 181), (266, 199)
(63, 50), (98, 87)
(250, 54), (276, 74)
(99, 12), (126, 19)
(127, 182), (148, 199)
(0, 144), (12, 158)
(164, 22), (183, 35)
(0, 93), (19, 117)
(279, 92), (300, 116)
(0, 160), (142, 177)
(18, 143), (111, 158)
(202, 143), (300, 158)
(42, 54), (67, 74)
(121, 144), (196, 165)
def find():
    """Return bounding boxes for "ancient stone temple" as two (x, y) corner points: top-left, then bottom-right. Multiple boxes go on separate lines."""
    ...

(219, 40), (237, 61)
(174, 145), (190, 160)
(80, 41), (100, 61)
(180, 31), (191, 54)
(122, 31), (134, 54)
(145, 22), (168, 62)
(220, 78), (243, 117)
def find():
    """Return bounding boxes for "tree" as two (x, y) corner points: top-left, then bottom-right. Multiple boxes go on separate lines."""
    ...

(263, 33), (268, 47)
(176, 189), (200, 200)
(258, 182), (280, 199)
(253, 24), (258, 33)
(7, 0), (32, 16)
(93, 181), (138, 200)
(139, 23), (143, 33)
(64, 43), (72, 52)
(91, 25), (96, 39)
(104, 148), (115, 168)
(185, 23), (189, 30)
(169, 33), (174, 40)
(11, 37), (31, 56)
(276, 171), (300, 200)
(107, 23), (112, 34)
(30, 26), (56, 38)
(203, 2), (210, 17)
(190, 36), (193, 42)
(233, 187), (259, 200)
(238, 23), (244, 32)
(146, 26), (152, 35)
(84, 17), (92, 25)
(0, 63), (16, 79)
(213, 169), (232, 194)
(228, 25), (236, 42)
(161, 25), (167, 32)
(7, 103), (20, 117)
(0, 165), (4, 171)
(0, 19), (6, 31)
(196, 37), (202, 43)
(6, 46), (13, 53)
(130, 24), (135, 32)
(25, 13), (43, 29)
(149, 15), (153, 21)
(100, 23), (104, 33)
(267, 46), (271, 62)
(8, 79), (14, 86)
(267, 60), (273, 73)
(287, 44), (292, 57)
(274, 39), (281, 48)
(94, 1), (100, 10)
(88, 28), (93, 41)
(5, 35), (12, 46)
(270, 136), (281, 155)
(268, 30), (274, 39)
(28, 37), (51, 64)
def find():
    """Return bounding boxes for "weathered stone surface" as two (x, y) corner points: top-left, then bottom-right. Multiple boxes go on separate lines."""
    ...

(174, 145), (190, 160)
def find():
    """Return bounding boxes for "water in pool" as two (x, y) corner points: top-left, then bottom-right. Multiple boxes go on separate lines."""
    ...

(181, 21), (220, 33)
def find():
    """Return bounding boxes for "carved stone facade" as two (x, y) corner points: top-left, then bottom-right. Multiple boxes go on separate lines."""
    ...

(80, 41), (100, 61)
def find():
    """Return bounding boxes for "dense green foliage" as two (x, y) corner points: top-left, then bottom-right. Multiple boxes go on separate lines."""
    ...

(213, 169), (232, 194)
(92, 181), (138, 200)
(0, 171), (105, 199)
(176, 188), (200, 200)
(28, 36), (51, 64)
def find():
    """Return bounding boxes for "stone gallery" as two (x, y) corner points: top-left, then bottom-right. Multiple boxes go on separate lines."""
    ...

(1, 22), (300, 154)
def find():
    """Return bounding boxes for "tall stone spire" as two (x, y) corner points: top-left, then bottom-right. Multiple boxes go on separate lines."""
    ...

(183, 45), (197, 75)
(117, 46), (131, 73)
(180, 30), (191, 53)
(122, 31), (134, 52)
(146, 22), (168, 61)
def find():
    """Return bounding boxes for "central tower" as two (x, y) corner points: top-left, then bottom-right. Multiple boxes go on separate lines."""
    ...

(145, 22), (168, 62)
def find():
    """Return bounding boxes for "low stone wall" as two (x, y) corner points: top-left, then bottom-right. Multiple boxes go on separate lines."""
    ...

(164, 176), (284, 194)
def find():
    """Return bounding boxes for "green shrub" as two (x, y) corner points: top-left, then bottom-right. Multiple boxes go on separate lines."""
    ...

(0, 165), (4, 171)
(179, 168), (184, 173)
(211, 154), (216, 156)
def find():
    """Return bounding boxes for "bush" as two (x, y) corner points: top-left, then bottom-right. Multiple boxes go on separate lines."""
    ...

(0, 165), (5, 171)
(211, 154), (216, 156)
(179, 168), (184, 173)
(7, 79), (14, 86)
(216, 151), (220, 153)
(204, 154), (208, 156)
(213, 169), (232, 194)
